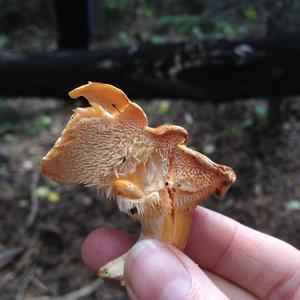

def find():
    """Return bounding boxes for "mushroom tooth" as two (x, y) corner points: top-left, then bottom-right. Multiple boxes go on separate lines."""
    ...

(174, 186), (214, 209)
(105, 185), (114, 199)
(96, 186), (116, 201)
(116, 191), (162, 219)
(41, 86), (153, 188)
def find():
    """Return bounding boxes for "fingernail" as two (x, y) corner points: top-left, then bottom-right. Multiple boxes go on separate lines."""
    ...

(125, 240), (191, 300)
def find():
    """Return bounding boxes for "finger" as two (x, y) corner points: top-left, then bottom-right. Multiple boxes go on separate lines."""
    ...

(185, 207), (300, 299)
(81, 227), (136, 273)
(204, 271), (257, 300)
(124, 239), (229, 300)
(81, 227), (257, 299)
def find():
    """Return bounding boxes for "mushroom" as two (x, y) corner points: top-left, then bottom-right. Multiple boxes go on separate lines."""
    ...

(41, 82), (236, 284)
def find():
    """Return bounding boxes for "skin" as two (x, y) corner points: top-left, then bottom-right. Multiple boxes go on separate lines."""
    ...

(82, 207), (300, 300)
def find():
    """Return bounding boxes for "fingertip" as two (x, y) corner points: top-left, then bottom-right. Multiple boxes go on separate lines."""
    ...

(125, 239), (227, 300)
(124, 240), (192, 300)
(81, 227), (136, 273)
(81, 227), (107, 273)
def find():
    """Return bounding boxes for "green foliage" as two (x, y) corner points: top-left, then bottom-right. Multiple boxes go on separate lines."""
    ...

(217, 121), (238, 139)
(0, 121), (15, 135)
(48, 191), (60, 203)
(286, 199), (300, 211)
(140, 5), (154, 18)
(217, 117), (254, 139)
(150, 35), (167, 45)
(36, 185), (60, 203)
(191, 26), (204, 40)
(243, 7), (257, 21)
(254, 103), (268, 117)
(4, 133), (18, 145)
(254, 103), (269, 127)
(217, 102), (272, 140)
(0, 101), (27, 135)
(0, 35), (9, 49)
(104, 0), (127, 11)
(241, 118), (254, 128)
(158, 100), (170, 115)
(215, 21), (236, 39)
(159, 12), (238, 39)
(0, 100), (52, 136)
(0, 164), (8, 176)
(25, 115), (52, 136)
(35, 115), (52, 127)
(0, 0), (277, 52)
(36, 186), (50, 198)
(19, 199), (29, 208)
(159, 12), (211, 35)
(118, 31), (131, 45)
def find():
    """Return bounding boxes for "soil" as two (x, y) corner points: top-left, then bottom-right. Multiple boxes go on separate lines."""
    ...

(1, 94), (300, 299)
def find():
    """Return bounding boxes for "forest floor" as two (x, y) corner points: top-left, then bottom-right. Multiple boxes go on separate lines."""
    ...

(1, 94), (300, 299)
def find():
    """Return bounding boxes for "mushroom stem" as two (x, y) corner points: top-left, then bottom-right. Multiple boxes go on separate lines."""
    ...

(97, 199), (195, 285)
(141, 208), (194, 250)
(98, 253), (127, 286)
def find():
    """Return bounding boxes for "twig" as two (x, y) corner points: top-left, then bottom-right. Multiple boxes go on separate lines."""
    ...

(0, 238), (37, 291)
(1, 169), (40, 287)
(32, 276), (57, 296)
(0, 271), (17, 289)
(55, 279), (102, 300)
(14, 238), (37, 271)
(0, 247), (24, 269)
(27, 279), (103, 300)
(26, 170), (40, 229)
(15, 267), (35, 300)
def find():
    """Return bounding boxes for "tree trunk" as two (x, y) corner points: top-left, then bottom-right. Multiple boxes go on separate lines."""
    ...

(1, 35), (300, 100)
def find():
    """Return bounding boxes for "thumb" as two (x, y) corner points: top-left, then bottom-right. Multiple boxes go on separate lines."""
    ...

(124, 239), (228, 300)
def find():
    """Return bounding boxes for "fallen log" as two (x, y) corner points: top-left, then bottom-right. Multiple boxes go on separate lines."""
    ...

(1, 36), (300, 100)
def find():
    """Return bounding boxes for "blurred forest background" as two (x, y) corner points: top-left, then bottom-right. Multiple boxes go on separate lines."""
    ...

(1, 1), (300, 299)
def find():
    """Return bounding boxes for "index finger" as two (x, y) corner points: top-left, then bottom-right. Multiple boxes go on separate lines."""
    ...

(185, 207), (300, 299)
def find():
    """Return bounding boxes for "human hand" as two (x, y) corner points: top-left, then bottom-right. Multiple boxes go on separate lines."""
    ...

(81, 207), (300, 300)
